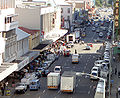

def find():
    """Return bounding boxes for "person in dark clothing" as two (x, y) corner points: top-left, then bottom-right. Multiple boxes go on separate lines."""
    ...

(115, 67), (117, 75)
(1, 86), (4, 96)
(75, 49), (77, 54)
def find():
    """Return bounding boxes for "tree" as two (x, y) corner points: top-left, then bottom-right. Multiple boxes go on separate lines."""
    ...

(95, 0), (102, 7)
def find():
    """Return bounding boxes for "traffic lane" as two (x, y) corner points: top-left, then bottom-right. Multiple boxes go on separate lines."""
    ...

(12, 55), (99, 98)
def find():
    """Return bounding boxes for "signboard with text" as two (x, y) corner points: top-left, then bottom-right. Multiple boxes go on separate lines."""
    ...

(114, 0), (119, 28)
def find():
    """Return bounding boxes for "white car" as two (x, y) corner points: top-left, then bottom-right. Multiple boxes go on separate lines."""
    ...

(90, 71), (99, 80)
(91, 66), (100, 73)
(86, 46), (91, 50)
(54, 66), (61, 73)
(92, 27), (96, 31)
(94, 60), (105, 70)
(15, 83), (27, 93)
(99, 32), (103, 38)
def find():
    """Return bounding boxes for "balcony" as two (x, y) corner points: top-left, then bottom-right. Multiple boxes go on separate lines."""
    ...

(5, 21), (18, 31)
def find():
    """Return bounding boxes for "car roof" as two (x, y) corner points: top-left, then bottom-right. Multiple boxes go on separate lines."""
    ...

(92, 66), (99, 69)
(91, 71), (98, 73)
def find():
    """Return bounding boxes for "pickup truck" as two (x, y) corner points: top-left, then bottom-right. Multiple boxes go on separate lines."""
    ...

(15, 83), (27, 93)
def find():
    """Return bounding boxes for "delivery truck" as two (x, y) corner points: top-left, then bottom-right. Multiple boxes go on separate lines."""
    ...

(47, 72), (60, 89)
(72, 54), (79, 63)
(60, 71), (76, 93)
(66, 34), (75, 43)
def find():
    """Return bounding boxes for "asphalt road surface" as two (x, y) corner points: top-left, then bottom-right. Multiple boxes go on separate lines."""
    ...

(13, 19), (110, 98)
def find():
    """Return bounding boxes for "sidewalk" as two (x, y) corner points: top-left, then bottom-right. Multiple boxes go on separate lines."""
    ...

(110, 55), (120, 98)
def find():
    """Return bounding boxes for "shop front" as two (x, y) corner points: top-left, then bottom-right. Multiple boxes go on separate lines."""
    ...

(15, 57), (29, 71)
(0, 63), (18, 82)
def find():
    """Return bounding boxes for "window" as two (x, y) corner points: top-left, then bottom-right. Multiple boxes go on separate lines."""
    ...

(67, 16), (70, 20)
(52, 18), (55, 24)
(61, 8), (63, 13)
(68, 8), (70, 13)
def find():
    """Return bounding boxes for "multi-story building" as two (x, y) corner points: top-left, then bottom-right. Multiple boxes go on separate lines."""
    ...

(15, 2), (68, 49)
(54, 0), (72, 29)
(0, 8), (18, 81)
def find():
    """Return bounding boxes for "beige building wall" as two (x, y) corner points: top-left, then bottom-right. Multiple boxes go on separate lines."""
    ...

(15, 8), (41, 30)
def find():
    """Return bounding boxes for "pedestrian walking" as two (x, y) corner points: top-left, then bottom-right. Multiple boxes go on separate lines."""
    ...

(113, 56), (115, 62)
(115, 67), (117, 75)
(75, 49), (77, 54)
(118, 86), (120, 95)
(1, 85), (4, 96)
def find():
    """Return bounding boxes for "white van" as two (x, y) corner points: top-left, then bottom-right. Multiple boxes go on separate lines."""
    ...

(72, 54), (79, 63)
(54, 66), (61, 73)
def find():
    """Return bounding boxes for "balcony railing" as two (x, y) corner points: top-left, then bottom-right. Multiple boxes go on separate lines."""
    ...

(5, 21), (18, 31)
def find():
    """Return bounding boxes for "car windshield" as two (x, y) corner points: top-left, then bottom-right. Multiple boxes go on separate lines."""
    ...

(30, 82), (36, 85)
(55, 68), (60, 71)
(92, 73), (97, 76)
(17, 83), (24, 86)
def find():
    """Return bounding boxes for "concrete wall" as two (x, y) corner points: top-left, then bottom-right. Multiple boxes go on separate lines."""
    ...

(3, 30), (17, 62)
(15, 8), (41, 30)
(61, 5), (72, 24)
(17, 38), (29, 57)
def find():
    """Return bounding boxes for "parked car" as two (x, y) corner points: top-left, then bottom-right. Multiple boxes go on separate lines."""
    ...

(99, 32), (103, 38)
(42, 61), (51, 69)
(37, 67), (45, 74)
(90, 70), (99, 80)
(66, 42), (74, 48)
(92, 27), (96, 31)
(85, 45), (91, 50)
(87, 43), (93, 47)
(15, 83), (27, 94)
(29, 79), (40, 90)
(64, 49), (70, 56)
(54, 66), (62, 73)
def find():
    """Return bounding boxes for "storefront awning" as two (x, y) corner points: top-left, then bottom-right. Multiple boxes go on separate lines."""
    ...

(32, 40), (53, 52)
(0, 63), (17, 82)
(113, 47), (120, 54)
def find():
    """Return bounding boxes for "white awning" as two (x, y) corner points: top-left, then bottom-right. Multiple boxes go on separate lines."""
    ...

(44, 29), (68, 42)
(0, 63), (17, 82)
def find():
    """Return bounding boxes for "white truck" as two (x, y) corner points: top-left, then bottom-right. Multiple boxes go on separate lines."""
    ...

(72, 54), (79, 63)
(94, 80), (105, 98)
(66, 34), (75, 43)
(47, 72), (60, 89)
(60, 71), (76, 92)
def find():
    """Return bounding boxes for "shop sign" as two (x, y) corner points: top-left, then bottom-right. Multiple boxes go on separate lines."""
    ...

(17, 57), (29, 71)
(114, 0), (119, 28)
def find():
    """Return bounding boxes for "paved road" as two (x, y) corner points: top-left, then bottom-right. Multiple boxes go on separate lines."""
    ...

(13, 21), (110, 98)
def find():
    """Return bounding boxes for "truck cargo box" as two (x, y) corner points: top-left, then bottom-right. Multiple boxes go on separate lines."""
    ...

(60, 71), (76, 92)
(47, 72), (60, 89)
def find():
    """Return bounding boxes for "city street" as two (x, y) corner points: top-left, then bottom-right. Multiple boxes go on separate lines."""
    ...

(12, 20), (110, 98)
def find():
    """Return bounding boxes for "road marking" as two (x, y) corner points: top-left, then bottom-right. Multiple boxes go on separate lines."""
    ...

(84, 66), (86, 69)
(79, 79), (80, 81)
(88, 91), (90, 94)
(76, 84), (78, 87)
(43, 90), (45, 93)
(64, 67), (70, 69)
(57, 90), (60, 94)
(90, 85), (92, 89)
